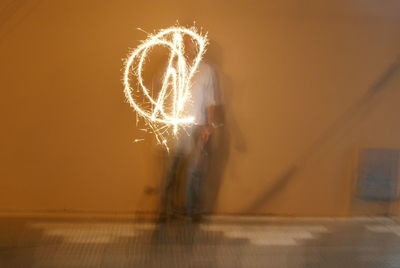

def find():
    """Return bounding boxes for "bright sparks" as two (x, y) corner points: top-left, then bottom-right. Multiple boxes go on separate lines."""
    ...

(123, 26), (208, 149)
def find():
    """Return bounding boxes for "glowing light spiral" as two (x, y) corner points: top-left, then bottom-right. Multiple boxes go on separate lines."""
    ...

(123, 26), (208, 148)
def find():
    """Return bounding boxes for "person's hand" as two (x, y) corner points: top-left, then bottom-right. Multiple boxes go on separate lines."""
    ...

(202, 125), (212, 143)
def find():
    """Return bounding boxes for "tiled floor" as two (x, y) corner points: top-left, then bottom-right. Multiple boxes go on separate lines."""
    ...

(0, 216), (399, 267)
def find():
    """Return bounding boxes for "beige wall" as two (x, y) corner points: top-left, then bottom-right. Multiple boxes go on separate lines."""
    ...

(1, 0), (400, 216)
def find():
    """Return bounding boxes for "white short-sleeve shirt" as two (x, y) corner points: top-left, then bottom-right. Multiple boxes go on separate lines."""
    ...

(187, 62), (217, 125)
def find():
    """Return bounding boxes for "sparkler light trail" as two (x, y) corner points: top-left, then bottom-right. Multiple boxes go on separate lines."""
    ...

(123, 26), (208, 149)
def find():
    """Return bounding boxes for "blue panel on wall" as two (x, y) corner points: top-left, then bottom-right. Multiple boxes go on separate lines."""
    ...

(357, 148), (399, 201)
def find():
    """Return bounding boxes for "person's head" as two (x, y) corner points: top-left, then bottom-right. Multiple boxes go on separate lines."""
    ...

(183, 35), (198, 62)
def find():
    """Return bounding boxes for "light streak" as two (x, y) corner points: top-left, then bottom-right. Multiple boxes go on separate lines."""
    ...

(123, 26), (208, 149)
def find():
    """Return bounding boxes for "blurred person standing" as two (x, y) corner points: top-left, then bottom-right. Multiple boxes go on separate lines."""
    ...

(161, 37), (218, 221)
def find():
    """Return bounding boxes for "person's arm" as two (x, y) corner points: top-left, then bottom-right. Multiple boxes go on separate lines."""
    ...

(202, 105), (216, 142)
(201, 64), (218, 143)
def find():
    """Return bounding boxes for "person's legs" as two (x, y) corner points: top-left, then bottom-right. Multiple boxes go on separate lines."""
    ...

(160, 153), (180, 219)
(160, 131), (191, 219)
(186, 165), (202, 217)
(186, 127), (210, 219)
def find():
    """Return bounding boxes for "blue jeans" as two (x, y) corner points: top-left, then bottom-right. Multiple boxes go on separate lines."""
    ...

(186, 161), (204, 217)
(161, 126), (209, 218)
